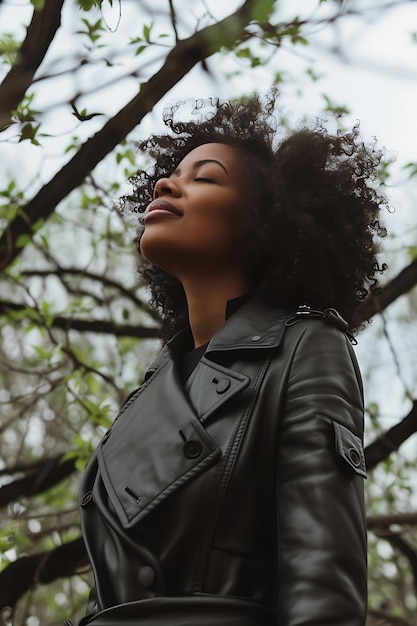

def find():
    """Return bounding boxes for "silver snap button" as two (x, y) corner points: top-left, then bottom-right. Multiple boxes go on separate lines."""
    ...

(251, 335), (262, 342)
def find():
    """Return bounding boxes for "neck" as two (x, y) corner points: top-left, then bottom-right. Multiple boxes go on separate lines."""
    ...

(181, 272), (249, 348)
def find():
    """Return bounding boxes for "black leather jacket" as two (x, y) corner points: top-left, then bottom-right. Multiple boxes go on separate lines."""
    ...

(76, 296), (367, 626)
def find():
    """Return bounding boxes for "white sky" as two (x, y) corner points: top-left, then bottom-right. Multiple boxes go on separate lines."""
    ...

(1, 1), (415, 204)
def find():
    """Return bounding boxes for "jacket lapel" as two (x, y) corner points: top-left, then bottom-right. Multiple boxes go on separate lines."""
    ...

(97, 359), (222, 528)
(185, 358), (249, 423)
(97, 296), (290, 529)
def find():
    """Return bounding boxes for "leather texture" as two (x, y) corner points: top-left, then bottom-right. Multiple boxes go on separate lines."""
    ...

(77, 295), (367, 626)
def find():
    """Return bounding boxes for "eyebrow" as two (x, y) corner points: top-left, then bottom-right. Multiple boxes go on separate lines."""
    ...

(173, 158), (228, 176)
(195, 159), (228, 174)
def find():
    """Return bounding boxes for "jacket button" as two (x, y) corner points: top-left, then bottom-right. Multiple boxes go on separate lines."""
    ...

(138, 565), (155, 587)
(80, 491), (93, 507)
(215, 378), (230, 394)
(348, 447), (361, 467)
(183, 440), (203, 459)
(251, 335), (262, 342)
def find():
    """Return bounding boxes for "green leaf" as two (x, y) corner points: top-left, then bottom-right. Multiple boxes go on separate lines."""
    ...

(40, 300), (54, 327)
(294, 35), (308, 45)
(408, 246), (417, 261)
(16, 233), (31, 248)
(31, 0), (45, 9)
(33, 346), (51, 360)
(39, 233), (49, 250)
(143, 23), (153, 43)
(277, 18), (309, 46)
(0, 33), (20, 66)
(78, 17), (105, 43)
(322, 94), (349, 116)
(404, 162), (417, 178)
(85, 373), (101, 395)
(77, 0), (99, 10)
(306, 67), (323, 82)
(19, 123), (41, 145)
(33, 217), (45, 232)
(236, 47), (251, 59)
(378, 159), (393, 184)
(0, 204), (19, 221)
(251, 0), (276, 23)
(42, 481), (73, 509)
(367, 402), (380, 420)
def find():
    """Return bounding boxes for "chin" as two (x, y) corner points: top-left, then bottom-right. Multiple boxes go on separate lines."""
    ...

(139, 231), (161, 263)
(139, 237), (176, 277)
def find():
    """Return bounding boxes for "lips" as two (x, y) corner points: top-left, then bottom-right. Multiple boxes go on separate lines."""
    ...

(145, 199), (183, 219)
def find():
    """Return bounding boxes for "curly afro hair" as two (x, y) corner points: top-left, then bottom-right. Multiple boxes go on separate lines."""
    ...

(119, 93), (388, 339)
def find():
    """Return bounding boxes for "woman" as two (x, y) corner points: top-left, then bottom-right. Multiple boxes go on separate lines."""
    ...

(73, 94), (387, 626)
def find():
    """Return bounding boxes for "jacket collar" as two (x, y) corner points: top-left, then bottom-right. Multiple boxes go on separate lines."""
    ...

(146, 296), (293, 377)
(206, 295), (292, 355)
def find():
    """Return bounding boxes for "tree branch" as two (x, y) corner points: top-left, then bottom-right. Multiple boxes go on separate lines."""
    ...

(168, 0), (180, 43)
(374, 531), (417, 596)
(0, 537), (88, 609)
(367, 609), (414, 626)
(0, 455), (77, 509)
(365, 400), (417, 470)
(0, 300), (161, 338)
(353, 258), (417, 325)
(0, 0), (257, 272)
(0, 0), (65, 130)
(367, 512), (417, 530)
(0, 455), (61, 478)
(21, 267), (161, 322)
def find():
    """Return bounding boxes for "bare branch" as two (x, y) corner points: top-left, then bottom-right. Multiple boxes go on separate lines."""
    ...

(0, 0), (257, 271)
(21, 267), (161, 322)
(368, 512), (417, 530)
(0, 456), (62, 478)
(374, 531), (417, 596)
(0, 537), (88, 609)
(0, 0), (65, 130)
(367, 608), (414, 626)
(365, 401), (417, 470)
(0, 300), (161, 338)
(353, 259), (417, 325)
(0, 456), (77, 510)
(168, 0), (180, 43)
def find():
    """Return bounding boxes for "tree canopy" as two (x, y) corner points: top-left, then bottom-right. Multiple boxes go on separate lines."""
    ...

(0, 1), (416, 624)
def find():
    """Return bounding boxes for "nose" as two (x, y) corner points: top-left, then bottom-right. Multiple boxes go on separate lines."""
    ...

(153, 176), (180, 199)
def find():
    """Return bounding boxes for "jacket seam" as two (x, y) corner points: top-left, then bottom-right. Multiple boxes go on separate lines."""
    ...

(191, 355), (272, 593)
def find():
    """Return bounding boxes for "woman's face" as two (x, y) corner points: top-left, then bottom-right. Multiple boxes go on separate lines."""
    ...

(140, 143), (248, 279)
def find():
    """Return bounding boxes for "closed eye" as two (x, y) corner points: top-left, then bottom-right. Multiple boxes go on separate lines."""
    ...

(194, 177), (215, 183)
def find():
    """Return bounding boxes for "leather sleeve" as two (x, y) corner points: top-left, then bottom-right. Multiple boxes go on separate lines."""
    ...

(276, 321), (367, 626)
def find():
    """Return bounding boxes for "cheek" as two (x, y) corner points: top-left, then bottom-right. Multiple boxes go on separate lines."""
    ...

(215, 205), (246, 248)
(189, 199), (244, 240)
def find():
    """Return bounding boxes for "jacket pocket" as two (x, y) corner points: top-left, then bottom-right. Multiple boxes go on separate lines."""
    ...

(332, 420), (367, 478)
